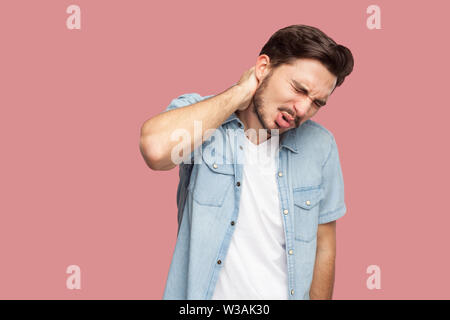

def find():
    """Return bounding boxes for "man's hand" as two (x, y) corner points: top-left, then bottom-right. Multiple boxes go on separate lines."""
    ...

(235, 66), (259, 111)
(140, 70), (256, 171)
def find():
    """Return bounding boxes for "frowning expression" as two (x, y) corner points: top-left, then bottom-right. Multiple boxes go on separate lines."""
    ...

(252, 57), (337, 135)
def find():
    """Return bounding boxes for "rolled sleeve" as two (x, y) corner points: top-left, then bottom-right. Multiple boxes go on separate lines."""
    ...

(318, 136), (347, 224)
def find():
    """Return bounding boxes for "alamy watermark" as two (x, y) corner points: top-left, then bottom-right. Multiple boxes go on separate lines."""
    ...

(169, 120), (281, 167)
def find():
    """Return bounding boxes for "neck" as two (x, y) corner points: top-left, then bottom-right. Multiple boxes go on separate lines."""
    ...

(236, 102), (271, 145)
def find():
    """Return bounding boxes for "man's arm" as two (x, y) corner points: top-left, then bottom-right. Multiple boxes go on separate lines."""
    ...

(311, 133), (347, 299)
(309, 220), (337, 299)
(139, 67), (258, 171)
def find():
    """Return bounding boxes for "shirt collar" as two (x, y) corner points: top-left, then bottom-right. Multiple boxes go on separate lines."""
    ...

(279, 128), (299, 153)
(223, 112), (299, 154)
(222, 112), (240, 126)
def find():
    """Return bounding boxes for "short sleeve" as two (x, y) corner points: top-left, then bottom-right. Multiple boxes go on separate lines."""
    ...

(318, 136), (347, 224)
(165, 93), (204, 112)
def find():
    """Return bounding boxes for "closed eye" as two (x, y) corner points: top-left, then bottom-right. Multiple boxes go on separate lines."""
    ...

(292, 86), (322, 108)
(292, 86), (305, 94)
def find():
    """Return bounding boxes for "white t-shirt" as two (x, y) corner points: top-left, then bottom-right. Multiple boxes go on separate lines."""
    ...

(211, 135), (289, 300)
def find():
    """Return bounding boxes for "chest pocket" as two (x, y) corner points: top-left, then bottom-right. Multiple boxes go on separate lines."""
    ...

(191, 144), (235, 207)
(293, 187), (324, 242)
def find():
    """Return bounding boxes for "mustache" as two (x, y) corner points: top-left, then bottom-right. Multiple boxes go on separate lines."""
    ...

(278, 107), (301, 128)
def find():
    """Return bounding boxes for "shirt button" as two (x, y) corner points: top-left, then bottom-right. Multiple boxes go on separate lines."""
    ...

(291, 289), (295, 295)
(239, 145), (243, 150)
(230, 221), (235, 226)
(278, 172), (283, 177)
(305, 200), (311, 206)
(238, 123), (243, 128)
(213, 163), (218, 169)
(283, 209), (288, 215)
(217, 259), (222, 265)
(288, 249), (294, 255)
(236, 181), (241, 187)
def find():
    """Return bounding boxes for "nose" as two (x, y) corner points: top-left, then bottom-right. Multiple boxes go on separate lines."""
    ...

(291, 98), (314, 127)
(293, 99), (311, 118)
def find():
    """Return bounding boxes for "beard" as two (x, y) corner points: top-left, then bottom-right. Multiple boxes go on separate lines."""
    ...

(251, 70), (280, 138)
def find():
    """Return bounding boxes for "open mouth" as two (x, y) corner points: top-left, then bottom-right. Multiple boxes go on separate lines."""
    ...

(275, 111), (293, 128)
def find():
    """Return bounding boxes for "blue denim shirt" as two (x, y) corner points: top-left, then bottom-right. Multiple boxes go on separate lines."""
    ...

(161, 92), (347, 300)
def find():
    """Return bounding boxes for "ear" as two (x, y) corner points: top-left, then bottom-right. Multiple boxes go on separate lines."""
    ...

(255, 54), (271, 82)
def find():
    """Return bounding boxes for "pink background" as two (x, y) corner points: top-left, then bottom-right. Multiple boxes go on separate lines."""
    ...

(1, 0), (449, 299)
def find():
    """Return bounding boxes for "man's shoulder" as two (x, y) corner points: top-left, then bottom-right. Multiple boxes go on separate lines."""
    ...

(290, 119), (339, 163)
(165, 92), (214, 112)
(175, 92), (207, 102)
(297, 119), (336, 144)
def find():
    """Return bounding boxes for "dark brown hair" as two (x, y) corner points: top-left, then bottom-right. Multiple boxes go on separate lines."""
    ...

(259, 24), (354, 88)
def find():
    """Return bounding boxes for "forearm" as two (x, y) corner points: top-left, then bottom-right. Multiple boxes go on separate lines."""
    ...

(140, 84), (249, 170)
(309, 246), (336, 299)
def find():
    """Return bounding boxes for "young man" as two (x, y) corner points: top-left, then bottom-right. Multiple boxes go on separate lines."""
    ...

(140, 24), (354, 300)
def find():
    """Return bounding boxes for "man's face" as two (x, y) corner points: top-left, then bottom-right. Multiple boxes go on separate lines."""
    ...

(252, 58), (338, 136)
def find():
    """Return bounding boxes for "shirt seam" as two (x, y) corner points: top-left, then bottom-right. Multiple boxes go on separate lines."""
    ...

(318, 204), (346, 224)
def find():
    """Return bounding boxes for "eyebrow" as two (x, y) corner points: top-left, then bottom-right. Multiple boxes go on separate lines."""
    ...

(291, 80), (329, 107)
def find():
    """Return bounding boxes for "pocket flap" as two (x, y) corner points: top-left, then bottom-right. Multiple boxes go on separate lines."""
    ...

(293, 187), (323, 209)
(201, 144), (234, 175)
